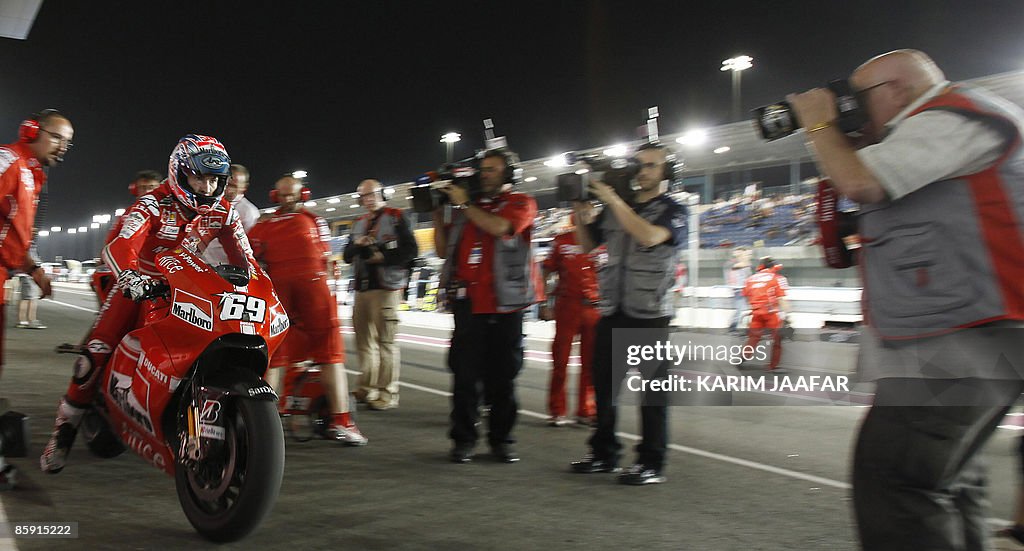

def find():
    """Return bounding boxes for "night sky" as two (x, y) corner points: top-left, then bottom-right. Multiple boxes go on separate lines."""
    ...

(2, 0), (1023, 228)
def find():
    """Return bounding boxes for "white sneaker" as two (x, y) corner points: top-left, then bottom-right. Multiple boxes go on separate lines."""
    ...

(328, 423), (368, 446)
(28, 321), (46, 330)
(17, 321), (28, 328)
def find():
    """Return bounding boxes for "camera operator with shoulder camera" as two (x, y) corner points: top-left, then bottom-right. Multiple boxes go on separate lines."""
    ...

(569, 143), (687, 485)
(432, 149), (541, 464)
(788, 49), (1024, 549)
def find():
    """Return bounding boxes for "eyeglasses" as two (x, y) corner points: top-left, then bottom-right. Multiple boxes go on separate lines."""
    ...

(854, 81), (892, 100)
(40, 128), (73, 149)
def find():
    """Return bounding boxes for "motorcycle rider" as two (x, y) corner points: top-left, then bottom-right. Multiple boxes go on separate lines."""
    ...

(41, 134), (261, 473)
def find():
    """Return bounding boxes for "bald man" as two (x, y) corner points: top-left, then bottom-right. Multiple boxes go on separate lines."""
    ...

(248, 176), (367, 445)
(343, 179), (417, 410)
(790, 49), (1024, 549)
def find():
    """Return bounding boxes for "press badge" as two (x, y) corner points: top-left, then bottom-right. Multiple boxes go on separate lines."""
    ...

(384, 240), (398, 250)
(468, 244), (483, 265)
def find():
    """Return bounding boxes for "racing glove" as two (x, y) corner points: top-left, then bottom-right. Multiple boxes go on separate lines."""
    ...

(117, 270), (154, 301)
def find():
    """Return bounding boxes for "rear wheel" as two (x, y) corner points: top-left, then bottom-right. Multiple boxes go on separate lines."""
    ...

(175, 398), (284, 543)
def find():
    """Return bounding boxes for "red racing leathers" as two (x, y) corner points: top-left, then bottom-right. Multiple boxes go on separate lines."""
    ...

(0, 142), (48, 368)
(247, 208), (343, 368)
(542, 231), (599, 419)
(743, 268), (786, 371)
(65, 182), (258, 406)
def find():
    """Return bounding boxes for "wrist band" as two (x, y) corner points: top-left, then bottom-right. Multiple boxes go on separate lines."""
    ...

(807, 121), (832, 134)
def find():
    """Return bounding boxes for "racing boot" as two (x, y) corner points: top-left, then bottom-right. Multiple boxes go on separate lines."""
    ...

(327, 412), (367, 446)
(40, 397), (85, 474)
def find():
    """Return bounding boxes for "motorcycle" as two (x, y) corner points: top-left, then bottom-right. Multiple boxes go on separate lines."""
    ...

(58, 246), (290, 542)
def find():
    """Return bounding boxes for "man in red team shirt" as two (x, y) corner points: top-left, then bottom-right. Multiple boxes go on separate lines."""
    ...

(248, 176), (367, 446)
(0, 109), (73, 379)
(433, 149), (541, 463)
(540, 205), (599, 427)
(742, 257), (789, 372)
(41, 135), (260, 473)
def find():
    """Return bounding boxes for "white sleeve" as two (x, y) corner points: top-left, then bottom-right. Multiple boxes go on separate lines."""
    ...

(856, 111), (1008, 201)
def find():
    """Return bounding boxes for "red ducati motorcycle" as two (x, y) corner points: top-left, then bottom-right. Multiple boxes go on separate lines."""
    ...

(59, 247), (290, 542)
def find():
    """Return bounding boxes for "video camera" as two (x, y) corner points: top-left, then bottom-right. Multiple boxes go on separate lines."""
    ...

(556, 153), (639, 204)
(752, 79), (869, 141)
(409, 163), (481, 214)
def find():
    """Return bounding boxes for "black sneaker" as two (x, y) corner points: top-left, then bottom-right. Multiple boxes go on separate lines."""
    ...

(491, 444), (520, 463)
(570, 452), (621, 474)
(450, 443), (474, 464)
(617, 463), (666, 485)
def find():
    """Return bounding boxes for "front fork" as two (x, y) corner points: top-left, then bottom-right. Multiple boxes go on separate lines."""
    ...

(179, 380), (227, 465)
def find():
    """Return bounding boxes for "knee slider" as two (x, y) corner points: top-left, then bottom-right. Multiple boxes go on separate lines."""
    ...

(71, 354), (96, 385)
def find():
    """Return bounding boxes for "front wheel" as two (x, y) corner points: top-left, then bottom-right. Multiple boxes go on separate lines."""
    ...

(175, 398), (284, 543)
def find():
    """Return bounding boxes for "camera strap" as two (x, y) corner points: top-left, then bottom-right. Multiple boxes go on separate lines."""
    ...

(816, 179), (853, 269)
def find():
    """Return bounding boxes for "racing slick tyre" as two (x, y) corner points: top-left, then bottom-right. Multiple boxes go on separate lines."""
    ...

(175, 397), (285, 542)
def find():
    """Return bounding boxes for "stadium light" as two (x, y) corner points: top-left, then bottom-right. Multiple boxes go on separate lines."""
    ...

(305, 201), (317, 207)
(292, 170), (308, 179)
(524, 176), (538, 183)
(78, 226), (87, 233)
(349, 204), (359, 209)
(676, 129), (708, 147)
(543, 154), (570, 168)
(575, 168), (590, 175)
(351, 193), (359, 199)
(714, 146), (731, 154)
(327, 197), (341, 204)
(440, 132), (461, 163)
(50, 226), (61, 232)
(721, 55), (754, 121)
(603, 144), (628, 157)
(68, 228), (77, 234)
(90, 223), (100, 229)
(384, 187), (395, 197)
(114, 208), (126, 216)
(38, 230), (49, 237)
(326, 207), (336, 212)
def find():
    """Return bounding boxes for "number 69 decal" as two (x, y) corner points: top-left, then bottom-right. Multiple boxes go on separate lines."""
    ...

(215, 292), (267, 323)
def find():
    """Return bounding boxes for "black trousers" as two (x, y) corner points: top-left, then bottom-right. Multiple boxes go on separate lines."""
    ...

(588, 311), (671, 470)
(447, 300), (524, 447)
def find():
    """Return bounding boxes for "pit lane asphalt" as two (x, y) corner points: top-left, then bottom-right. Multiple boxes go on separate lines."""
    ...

(0, 286), (1018, 550)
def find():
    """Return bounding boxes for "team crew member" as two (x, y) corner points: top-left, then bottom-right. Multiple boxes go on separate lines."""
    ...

(343, 179), (418, 411)
(249, 176), (366, 445)
(204, 164), (259, 266)
(742, 257), (788, 372)
(540, 205), (599, 427)
(93, 170), (162, 304)
(789, 49), (1024, 549)
(570, 143), (687, 485)
(433, 148), (540, 464)
(103, 170), (163, 246)
(0, 109), (72, 378)
(42, 135), (258, 473)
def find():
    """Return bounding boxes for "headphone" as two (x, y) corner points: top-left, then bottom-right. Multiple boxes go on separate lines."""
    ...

(481, 148), (523, 185)
(269, 182), (311, 204)
(19, 109), (64, 143)
(356, 182), (386, 205)
(636, 142), (680, 184)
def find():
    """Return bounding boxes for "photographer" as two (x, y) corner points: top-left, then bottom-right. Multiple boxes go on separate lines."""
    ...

(569, 143), (687, 485)
(789, 49), (1024, 549)
(344, 179), (418, 411)
(432, 149), (540, 464)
